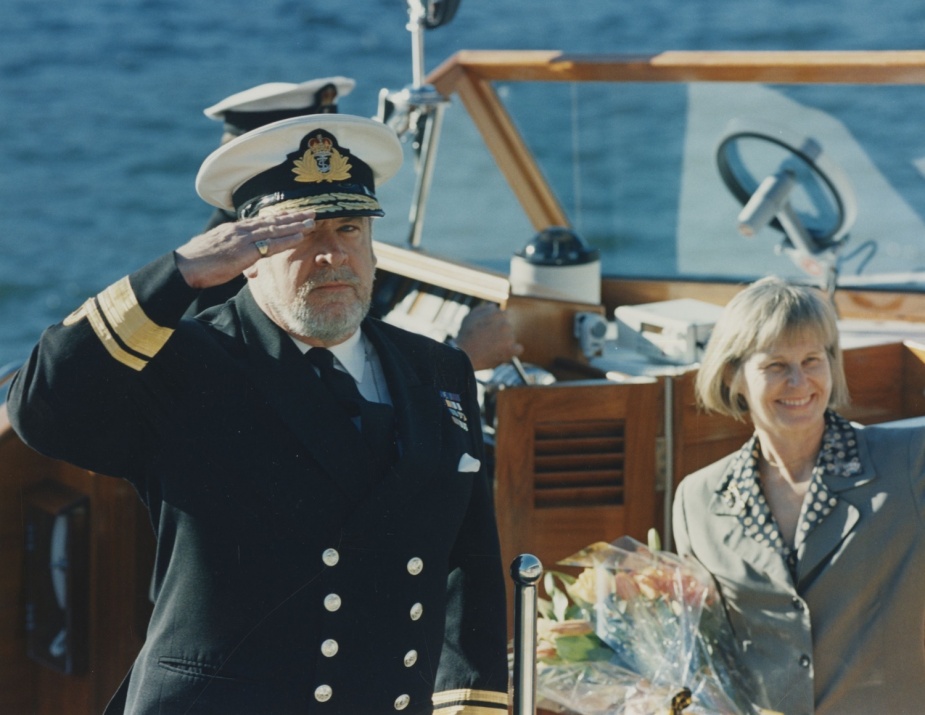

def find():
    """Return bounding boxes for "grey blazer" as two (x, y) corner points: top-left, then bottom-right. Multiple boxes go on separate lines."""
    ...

(673, 419), (925, 715)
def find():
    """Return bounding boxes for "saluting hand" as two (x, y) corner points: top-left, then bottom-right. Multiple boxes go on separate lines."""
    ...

(175, 209), (317, 289)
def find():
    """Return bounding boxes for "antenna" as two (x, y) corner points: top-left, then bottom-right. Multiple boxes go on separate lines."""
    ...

(377, 1), (459, 248)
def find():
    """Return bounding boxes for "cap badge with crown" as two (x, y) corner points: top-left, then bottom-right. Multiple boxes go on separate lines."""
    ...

(293, 131), (352, 183)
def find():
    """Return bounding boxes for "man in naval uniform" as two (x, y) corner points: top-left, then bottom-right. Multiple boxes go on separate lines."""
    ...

(8, 114), (509, 714)
(190, 78), (523, 371)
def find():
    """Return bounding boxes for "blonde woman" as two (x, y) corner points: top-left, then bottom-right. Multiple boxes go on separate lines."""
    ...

(673, 276), (925, 715)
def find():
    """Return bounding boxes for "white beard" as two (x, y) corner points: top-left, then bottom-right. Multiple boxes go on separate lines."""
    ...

(282, 283), (369, 343)
(259, 268), (372, 344)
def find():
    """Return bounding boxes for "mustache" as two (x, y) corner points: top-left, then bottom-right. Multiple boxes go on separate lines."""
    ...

(305, 268), (363, 292)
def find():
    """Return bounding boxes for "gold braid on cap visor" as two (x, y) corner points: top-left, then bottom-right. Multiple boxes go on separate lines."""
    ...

(238, 189), (383, 219)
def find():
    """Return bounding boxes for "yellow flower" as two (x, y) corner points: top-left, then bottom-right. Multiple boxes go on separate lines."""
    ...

(566, 567), (598, 606)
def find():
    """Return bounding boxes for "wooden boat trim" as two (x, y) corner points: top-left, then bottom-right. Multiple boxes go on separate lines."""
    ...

(432, 70), (568, 230)
(430, 50), (925, 85)
(373, 240), (511, 304)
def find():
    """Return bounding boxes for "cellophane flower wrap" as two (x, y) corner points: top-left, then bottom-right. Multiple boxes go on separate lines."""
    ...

(534, 535), (771, 715)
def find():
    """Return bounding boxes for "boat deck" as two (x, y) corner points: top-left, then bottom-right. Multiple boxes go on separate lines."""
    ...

(7, 47), (925, 713)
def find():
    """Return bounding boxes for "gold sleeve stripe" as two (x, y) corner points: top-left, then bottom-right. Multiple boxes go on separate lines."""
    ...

(62, 301), (88, 326)
(432, 688), (509, 712)
(433, 690), (508, 706)
(83, 298), (148, 372)
(97, 276), (174, 359)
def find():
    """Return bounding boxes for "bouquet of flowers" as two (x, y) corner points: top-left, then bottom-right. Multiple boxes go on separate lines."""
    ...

(533, 532), (774, 715)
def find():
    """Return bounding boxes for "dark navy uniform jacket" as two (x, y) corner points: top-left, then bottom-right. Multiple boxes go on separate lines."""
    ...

(8, 253), (509, 715)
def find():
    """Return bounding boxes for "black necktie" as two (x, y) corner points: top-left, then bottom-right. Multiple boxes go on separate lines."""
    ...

(306, 347), (363, 418)
(307, 347), (397, 463)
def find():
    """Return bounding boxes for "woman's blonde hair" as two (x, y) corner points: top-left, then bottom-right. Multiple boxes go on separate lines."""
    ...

(695, 276), (849, 421)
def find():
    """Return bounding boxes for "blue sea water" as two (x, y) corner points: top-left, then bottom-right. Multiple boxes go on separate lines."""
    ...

(3, 0), (925, 367)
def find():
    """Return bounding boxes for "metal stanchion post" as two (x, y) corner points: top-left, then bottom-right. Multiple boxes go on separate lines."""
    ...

(510, 554), (543, 715)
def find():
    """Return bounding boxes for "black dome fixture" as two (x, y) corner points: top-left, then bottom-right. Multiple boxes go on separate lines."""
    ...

(516, 226), (600, 266)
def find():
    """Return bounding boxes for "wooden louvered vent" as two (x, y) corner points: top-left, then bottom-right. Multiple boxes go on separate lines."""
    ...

(493, 380), (661, 633)
(533, 419), (625, 508)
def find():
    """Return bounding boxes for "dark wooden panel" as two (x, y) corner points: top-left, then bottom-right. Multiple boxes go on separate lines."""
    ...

(903, 342), (925, 418)
(0, 406), (153, 715)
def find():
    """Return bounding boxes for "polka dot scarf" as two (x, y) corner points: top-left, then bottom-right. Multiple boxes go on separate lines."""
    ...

(719, 410), (861, 578)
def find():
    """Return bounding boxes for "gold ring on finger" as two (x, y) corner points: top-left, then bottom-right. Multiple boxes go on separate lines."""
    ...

(254, 239), (270, 257)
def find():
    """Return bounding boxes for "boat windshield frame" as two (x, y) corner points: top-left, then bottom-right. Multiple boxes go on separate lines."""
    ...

(422, 51), (925, 290)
